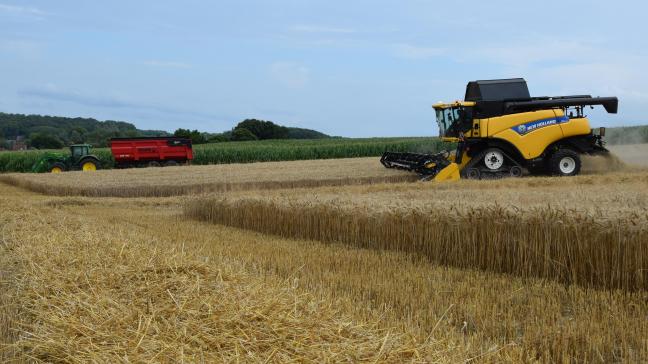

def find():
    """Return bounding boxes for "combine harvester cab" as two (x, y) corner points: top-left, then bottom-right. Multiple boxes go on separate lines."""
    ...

(382, 78), (618, 180)
(110, 137), (193, 168)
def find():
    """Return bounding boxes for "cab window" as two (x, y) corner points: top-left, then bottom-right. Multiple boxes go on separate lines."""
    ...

(71, 146), (88, 157)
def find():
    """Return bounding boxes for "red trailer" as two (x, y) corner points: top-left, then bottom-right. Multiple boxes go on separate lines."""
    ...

(110, 137), (193, 168)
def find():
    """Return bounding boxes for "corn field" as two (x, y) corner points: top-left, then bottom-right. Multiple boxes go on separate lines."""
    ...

(0, 137), (443, 173)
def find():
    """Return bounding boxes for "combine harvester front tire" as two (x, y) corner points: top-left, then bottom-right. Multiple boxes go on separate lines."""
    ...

(548, 148), (581, 177)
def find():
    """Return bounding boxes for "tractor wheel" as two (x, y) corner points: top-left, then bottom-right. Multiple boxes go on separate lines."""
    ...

(164, 160), (179, 167)
(79, 158), (100, 172)
(49, 162), (66, 173)
(548, 148), (581, 176)
(148, 161), (162, 168)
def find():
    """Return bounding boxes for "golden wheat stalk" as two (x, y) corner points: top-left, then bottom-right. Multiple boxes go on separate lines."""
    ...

(186, 198), (648, 291)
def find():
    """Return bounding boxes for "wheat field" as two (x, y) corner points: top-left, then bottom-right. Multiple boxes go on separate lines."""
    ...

(1, 184), (646, 362)
(1, 152), (647, 362)
(0, 157), (415, 197)
(185, 171), (648, 292)
(0, 184), (444, 363)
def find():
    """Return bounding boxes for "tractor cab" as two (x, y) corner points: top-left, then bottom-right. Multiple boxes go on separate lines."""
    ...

(70, 144), (91, 161)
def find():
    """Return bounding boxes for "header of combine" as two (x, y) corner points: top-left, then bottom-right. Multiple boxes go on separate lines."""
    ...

(382, 77), (618, 181)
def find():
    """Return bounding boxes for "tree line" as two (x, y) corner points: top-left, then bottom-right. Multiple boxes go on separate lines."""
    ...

(0, 113), (330, 150)
(174, 119), (329, 144)
(0, 112), (167, 149)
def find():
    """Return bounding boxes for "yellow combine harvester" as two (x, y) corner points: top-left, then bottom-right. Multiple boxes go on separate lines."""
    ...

(381, 78), (618, 180)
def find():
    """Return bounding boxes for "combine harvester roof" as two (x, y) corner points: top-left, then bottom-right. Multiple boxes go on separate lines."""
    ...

(462, 78), (618, 118)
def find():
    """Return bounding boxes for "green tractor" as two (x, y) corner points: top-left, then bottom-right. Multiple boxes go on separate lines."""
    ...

(32, 144), (101, 173)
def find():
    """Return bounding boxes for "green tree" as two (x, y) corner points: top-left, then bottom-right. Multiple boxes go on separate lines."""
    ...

(230, 127), (258, 141)
(287, 127), (329, 139)
(234, 119), (289, 140)
(0, 112), (169, 147)
(29, 133), (64, 149)
(173, 128), (206, 144)
(208, 133), (230, 143)
(69, 127), (87, 144)
(173, 128), (191, 139)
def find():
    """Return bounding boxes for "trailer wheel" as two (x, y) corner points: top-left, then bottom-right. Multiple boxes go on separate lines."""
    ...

(49, 162), (66, 173)
(548, 148), (581, 176)
(147, 161), (162, 168)
(164, 160), (178, 167)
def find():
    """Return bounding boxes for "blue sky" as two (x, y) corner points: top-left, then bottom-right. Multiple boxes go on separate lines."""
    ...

(0, 1), (646, 137)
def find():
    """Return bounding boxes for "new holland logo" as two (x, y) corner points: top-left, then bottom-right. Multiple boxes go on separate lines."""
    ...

(513, 116), (569, 135)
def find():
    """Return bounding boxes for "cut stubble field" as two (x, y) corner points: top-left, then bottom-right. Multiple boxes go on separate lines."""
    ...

(0, 143), (644, 198)
(1, 148), (648, 362)
(0, 157), (416, 197)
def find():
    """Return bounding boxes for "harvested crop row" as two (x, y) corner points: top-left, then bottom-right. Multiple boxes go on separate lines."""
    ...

(185, 175), (648, 291)
(0, 157), (416, 197)
(0, 186), (437, 363)
(75, 191), (648, 362)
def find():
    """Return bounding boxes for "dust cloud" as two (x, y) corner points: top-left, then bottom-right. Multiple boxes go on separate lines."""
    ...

(581, 153), (627, 174)
(582, 144), (647, 174)
(607, 144), (648, 168)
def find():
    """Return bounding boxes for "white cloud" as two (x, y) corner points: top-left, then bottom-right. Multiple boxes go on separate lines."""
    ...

(270, 62), (310, 88)
(434, 37), (648, 126)
(291, 25), (356, 34)
(0, 3), (46, 16)
(142, 60), (192, 69)
(392, 44), (445, 60)
(467, 40), (603, 69)
(432, 37), (645, 96)
(20, 84), (227, 121)
(533, 61), (648, 102)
